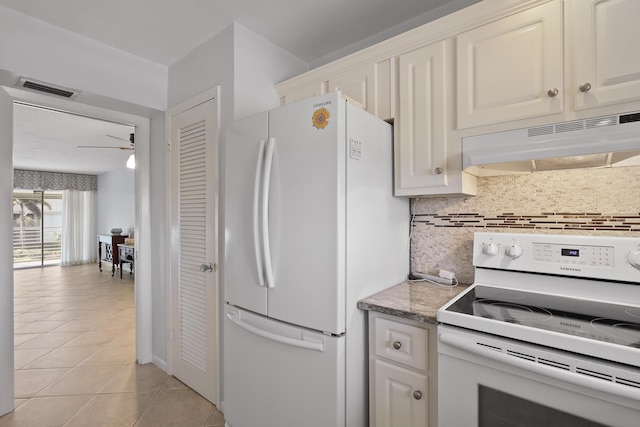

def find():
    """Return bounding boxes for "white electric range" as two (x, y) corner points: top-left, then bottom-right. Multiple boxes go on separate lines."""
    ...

(437, 232), (640, 427)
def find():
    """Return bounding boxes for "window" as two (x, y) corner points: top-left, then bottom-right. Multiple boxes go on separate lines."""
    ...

(13, 190), (63, 268)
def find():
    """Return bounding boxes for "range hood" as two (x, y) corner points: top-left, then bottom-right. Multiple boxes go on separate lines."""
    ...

(462, 111), (640, 176)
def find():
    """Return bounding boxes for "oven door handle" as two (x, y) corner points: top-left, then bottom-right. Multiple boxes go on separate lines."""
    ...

(439, 332), (640, 401)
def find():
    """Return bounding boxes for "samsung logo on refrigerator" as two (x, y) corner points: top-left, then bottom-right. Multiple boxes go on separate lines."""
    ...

(313, 101), (332, 108)
(560, 267), (582, 272)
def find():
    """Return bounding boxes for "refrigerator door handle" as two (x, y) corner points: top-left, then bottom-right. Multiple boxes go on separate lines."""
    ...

(226, 311), (324, 352)
(253, 139), (267, 288)
(261, 137), (276, 288)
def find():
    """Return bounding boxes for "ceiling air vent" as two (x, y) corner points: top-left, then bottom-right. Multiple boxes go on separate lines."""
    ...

(16, 77), (79, 98)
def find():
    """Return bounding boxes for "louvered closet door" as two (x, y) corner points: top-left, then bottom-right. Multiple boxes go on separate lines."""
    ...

(170, 96), (219, 404)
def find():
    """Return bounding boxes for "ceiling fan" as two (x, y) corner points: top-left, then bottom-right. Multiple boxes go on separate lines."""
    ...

(77, 133), (135, 150)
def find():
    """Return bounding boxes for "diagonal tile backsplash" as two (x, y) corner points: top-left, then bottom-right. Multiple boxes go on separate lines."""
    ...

(410, 166), (640, 285)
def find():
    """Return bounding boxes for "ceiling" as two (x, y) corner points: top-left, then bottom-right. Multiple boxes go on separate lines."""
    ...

(3, 0), (478, 175)
(13, 103), (135, 175)
(0, 0), (467, 66)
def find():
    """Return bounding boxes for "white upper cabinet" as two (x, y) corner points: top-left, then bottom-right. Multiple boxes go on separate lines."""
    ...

(572, 0), (640, 111)
(456, 1), (563, 129)
(276, 0), (640, 197)
(326, 61), (394, 120)
(395, 40), (449, 194)
(326, 66), (373, 112)
(276, 60), (394, 121)
(277, 83), (322, 106)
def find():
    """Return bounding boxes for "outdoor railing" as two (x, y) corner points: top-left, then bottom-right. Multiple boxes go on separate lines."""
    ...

(13, 226), (62, 265)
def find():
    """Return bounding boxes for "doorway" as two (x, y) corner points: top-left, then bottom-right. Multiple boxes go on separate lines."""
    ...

(168, 89), (220, 406)
(0, 86), (154, 416)
(11, 103), (138, 401)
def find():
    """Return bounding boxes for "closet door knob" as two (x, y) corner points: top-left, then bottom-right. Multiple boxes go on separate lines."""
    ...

(413, 390), (423, 400)
(579, 82), (592, 93)
(392, 341), (402, 350)
(547, 88), (559, 97)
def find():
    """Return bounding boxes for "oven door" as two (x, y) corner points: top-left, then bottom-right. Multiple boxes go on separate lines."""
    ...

(438, 325), (640, 427)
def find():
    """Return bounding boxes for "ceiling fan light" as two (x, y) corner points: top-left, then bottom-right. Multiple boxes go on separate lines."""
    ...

(126, 154), (135, 169)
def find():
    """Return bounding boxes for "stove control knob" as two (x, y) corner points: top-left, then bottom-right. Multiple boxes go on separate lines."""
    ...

(628, 251), (640, 269)
(506, 244), (523, 259)
(482, 242), (499, 256)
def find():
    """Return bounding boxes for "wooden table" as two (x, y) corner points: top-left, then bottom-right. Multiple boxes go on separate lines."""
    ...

(117, 244), (135, 279)
(97, 234), (126, 276)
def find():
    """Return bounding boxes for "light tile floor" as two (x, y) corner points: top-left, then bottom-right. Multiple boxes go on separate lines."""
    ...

(1, 264), (225, 427)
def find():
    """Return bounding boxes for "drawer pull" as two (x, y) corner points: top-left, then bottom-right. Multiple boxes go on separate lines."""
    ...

(392, 341), (402, 350)
(547, 88), (559, 98)
(413, 390), (423, 400)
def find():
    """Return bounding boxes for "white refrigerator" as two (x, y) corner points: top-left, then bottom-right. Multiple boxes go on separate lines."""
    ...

(222, 92), (408, 427)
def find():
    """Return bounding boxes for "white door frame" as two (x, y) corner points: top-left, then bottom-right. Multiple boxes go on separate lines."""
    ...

(0, 85), (154, 415)
(165, 86), (221, 405)
(0, 86), (14, 416)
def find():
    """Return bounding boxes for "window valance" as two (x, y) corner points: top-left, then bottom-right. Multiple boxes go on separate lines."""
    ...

(14, 169), (98, 191)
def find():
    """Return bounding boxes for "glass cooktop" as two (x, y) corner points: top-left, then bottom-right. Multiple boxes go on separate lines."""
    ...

(444, 286), (640, 348)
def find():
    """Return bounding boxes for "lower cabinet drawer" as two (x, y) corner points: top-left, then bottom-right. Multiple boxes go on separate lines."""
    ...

(374, 317), (427, 371)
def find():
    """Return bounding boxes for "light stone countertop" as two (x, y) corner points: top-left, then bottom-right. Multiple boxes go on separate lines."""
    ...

(358, 281), (470, 325)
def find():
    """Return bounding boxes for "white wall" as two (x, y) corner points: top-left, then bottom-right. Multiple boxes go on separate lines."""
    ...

(233, 25), (308, 120)
(168, 23), (308, 121)
(168, 25), (234, 114)
(0, 5), (167, 110)
(96, 167), (135, 235)
(0, 7), (166, 414)
(0, 6), (309, 406)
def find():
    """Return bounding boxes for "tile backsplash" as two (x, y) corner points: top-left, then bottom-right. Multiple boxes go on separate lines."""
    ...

(410, 166), (640, 284)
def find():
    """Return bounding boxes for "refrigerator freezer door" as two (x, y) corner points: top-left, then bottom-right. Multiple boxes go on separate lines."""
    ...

(223, 305), (346, 427)
(224, 113), (269, 315)
(266, 93), (347, 334)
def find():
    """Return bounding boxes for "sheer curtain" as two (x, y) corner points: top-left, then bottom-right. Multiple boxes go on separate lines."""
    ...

(61, 190), (96, 266)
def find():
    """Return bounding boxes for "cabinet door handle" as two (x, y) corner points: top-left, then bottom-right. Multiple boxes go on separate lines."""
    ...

(579, 82), (592, 93)
(392, 341), (402, 350)
(413, 390), (423, 400)
(547, 88), (559, 98)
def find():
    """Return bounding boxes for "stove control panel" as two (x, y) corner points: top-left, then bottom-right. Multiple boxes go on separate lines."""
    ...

(473, 232), (640, 282)
(532, 242), (614, 267)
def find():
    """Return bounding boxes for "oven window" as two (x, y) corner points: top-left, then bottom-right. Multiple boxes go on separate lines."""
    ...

(478, 386), (608, 427)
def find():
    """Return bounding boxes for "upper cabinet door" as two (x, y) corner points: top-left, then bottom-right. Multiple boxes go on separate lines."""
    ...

(572, 0), (640, 111)
(456, 1), (563, 129)
(395, 40), (448, 193)
(278, 83), (323, 106)
(327, 60), (393, 120)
